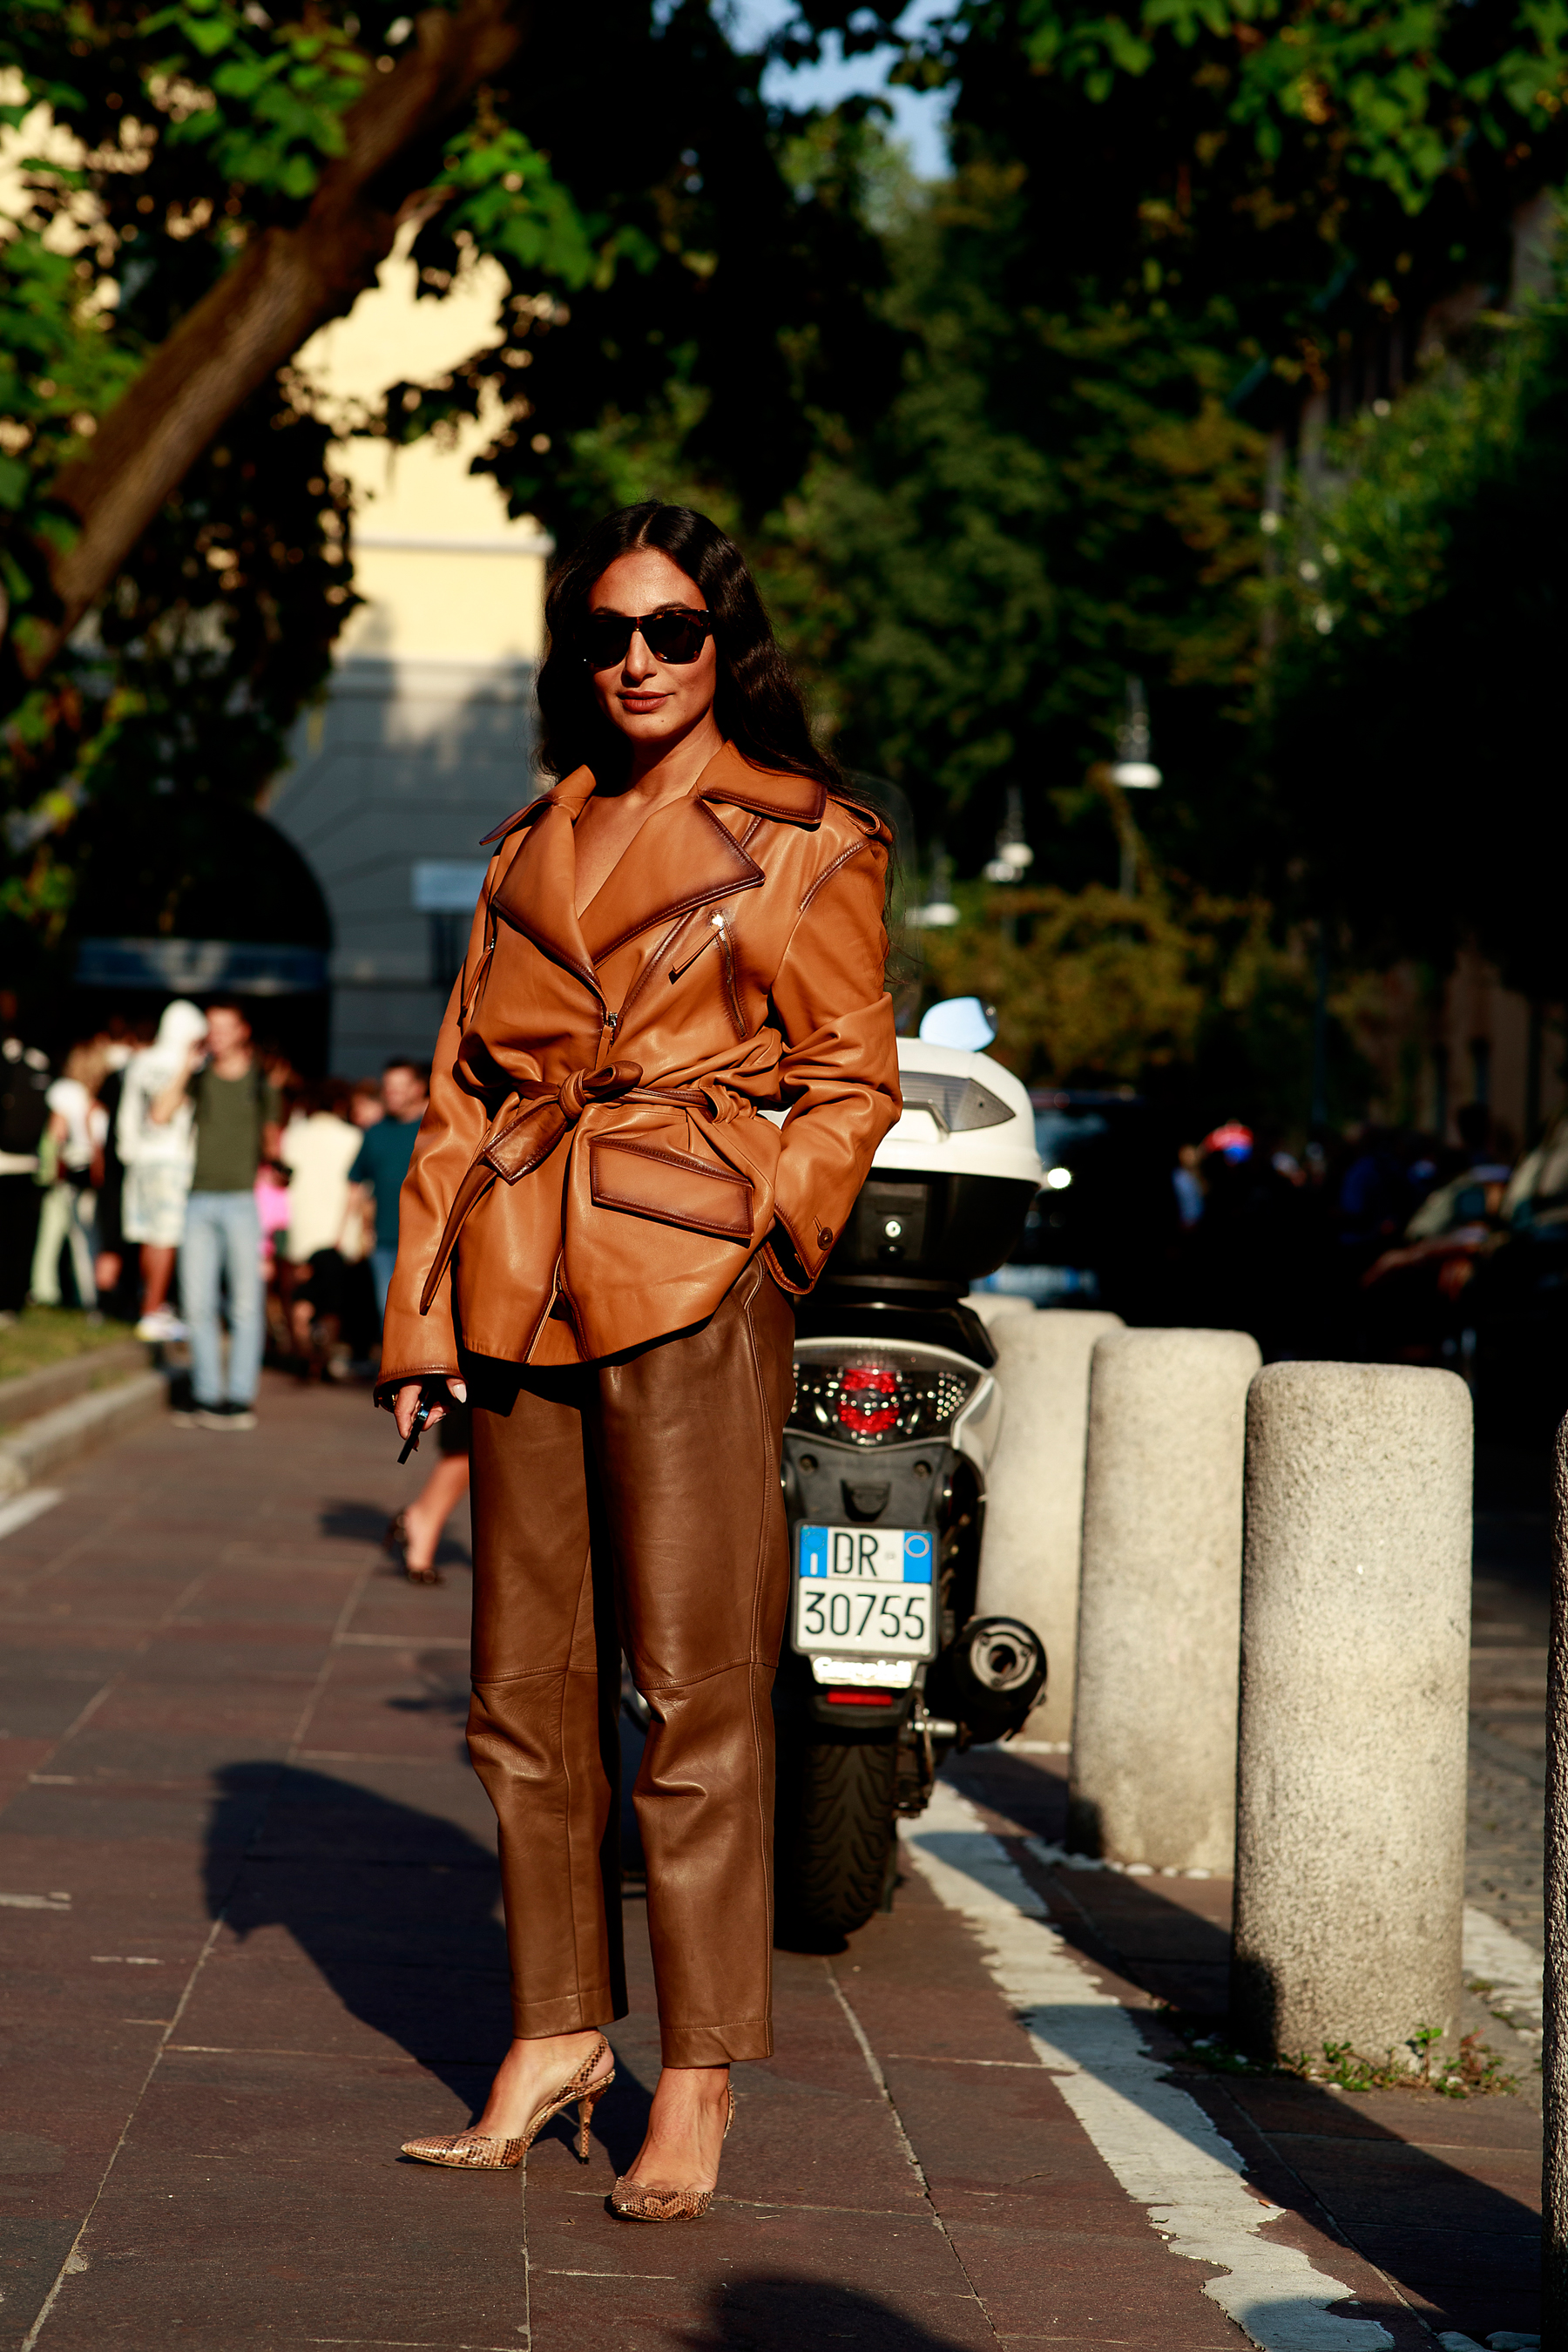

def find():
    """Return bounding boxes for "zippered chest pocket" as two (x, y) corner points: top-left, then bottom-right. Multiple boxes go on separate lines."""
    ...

(666, 909), (744, 1036)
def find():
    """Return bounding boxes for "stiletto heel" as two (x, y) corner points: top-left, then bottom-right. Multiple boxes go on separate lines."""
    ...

(576, 2075), (613, 2163)
(611, 2081), (734, 2221)
(402, 2038), (615, 2170)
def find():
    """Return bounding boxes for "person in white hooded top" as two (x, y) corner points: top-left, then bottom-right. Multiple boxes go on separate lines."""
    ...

(117, 998), (206, 1342)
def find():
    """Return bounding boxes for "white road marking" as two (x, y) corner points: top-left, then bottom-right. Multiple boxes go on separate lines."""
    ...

(1025, 1837), (1210, 1879)
(0, 1894), (70, 1909)
(1461, 1903), (1542, 2042)
(904, 1781), (1392, 2352)
(0, 1489), (63, 1541)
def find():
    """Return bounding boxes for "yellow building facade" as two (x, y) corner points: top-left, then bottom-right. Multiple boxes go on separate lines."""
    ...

(262, 232), (549, 1074)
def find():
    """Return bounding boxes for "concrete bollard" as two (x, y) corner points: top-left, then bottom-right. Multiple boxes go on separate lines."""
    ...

(1069, 1328), (1260, 1869)
(967, 1292), (1037, 1329)
(1233, 1362), (1471, 2064)
(974, 1308), (1124, 1742)
(1543, 1417), (1568, 2341)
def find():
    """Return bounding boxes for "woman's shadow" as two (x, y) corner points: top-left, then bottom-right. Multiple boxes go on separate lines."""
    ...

(202, 1759), (653, 2161)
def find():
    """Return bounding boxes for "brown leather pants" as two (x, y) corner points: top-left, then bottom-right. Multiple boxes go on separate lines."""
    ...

(464, 1258), (794, 2067)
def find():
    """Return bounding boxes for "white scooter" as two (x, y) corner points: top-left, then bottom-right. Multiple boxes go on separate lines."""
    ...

(773, 1021), (1049, 1938)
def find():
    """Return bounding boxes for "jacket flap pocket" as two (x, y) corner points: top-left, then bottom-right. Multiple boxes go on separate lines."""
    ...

(589, 1138), (753, 1242)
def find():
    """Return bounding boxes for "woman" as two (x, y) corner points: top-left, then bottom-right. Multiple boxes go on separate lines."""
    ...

(379, 503), (899, 2220)
(117, 999), (206, 1342)
(384, 1394), (470, 1586)
(30, 1040), (110, 1309)
(278, 1078), (362, 1380)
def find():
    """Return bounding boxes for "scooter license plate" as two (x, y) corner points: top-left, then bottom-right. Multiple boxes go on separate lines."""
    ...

(792, 1525), (936, 1659)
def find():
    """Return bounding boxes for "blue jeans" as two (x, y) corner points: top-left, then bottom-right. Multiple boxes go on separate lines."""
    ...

(181, 1191), (265, 1409)
(371, 1244), (398, 1321)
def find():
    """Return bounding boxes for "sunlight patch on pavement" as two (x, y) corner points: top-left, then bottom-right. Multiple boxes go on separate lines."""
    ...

(0, 1488), (62, 1541)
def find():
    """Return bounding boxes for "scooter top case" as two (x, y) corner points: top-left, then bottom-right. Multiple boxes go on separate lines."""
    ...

(794, 1036), (1044, 1360)
(782, 1038), (1045, 1742)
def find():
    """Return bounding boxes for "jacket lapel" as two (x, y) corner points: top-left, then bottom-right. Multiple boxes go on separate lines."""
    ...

(490, 746), (828, 980)
(578, 743), (824, 965)
(578, 792), (765, 965)
(490, 768), (600, 997)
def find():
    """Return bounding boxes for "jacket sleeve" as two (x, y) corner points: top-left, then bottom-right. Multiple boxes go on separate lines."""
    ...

(763, 827), (902, 1294)
(375, 884), (496, 1402)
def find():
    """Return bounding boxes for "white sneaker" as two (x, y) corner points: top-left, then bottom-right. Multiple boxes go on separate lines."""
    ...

(136, 1309), (187, 1342)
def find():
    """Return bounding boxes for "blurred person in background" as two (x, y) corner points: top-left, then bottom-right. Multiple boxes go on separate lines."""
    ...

(30, 1040), (111, 1311)
(348, 1078), (383, 1132)
(91, 1024), (140, 1318)
(338, 1080), (385, 1366)
(255, 1144), (294, 1363)
(118, 1000), (206, 1342)
(0, 994), (51, 1325)
(280, 1079), (362, 1380)
(386, 1406), (470, 1587)
(1338, 1124), (1412, 1269)
(1173, 1141), (1205, 1230)
(347, 1059), (429, 1321)
(152, 998), (280, 1431)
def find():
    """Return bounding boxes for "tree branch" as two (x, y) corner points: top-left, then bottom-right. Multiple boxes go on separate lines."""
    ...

(25, 0), (529, 677)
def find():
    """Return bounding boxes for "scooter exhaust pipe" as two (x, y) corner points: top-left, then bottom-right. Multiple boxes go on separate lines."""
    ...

(926, 1614), (1047, 1747)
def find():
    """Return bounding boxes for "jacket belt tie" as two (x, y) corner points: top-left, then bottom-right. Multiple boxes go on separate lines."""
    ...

(419, 1062), (730, 1315)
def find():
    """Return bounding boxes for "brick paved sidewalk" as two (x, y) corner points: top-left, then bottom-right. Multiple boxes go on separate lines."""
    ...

(0, 1379), (1543, 2349)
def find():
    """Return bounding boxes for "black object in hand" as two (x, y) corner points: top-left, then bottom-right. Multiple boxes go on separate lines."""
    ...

(397, 1395), (432, 1465)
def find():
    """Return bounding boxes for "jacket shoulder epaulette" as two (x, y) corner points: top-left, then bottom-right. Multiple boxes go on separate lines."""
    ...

(478, 789), (555, 848)
(824, 787), (895, 851)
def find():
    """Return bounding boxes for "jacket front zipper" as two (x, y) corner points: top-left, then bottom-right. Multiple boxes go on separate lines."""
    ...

(459, 927), (497, 1031)
(666, 909), (745, 1036)
(715, 915), (744, 1037)
(669, 911), (727, 984)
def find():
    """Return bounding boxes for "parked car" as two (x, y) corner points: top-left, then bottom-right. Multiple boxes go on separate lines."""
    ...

(1461, 1119), (1568, 1433)
(977, 1089), (1179, 1319)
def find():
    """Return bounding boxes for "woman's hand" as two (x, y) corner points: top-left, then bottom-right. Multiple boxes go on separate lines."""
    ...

(392, 1377), (467, 1443)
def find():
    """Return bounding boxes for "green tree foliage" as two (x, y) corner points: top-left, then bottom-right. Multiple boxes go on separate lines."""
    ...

(768, 0), (1568, 889)
(1263, 296), (1568, 1003)
(0, 0), (893, 966)
(396, 14), (896, 544)
(804, 0), (1568, 362)
(907, 868), (1368, 1132)
(763, 142), (1265, 882)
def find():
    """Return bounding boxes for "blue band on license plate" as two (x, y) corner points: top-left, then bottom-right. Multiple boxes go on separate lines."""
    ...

(798, 1526), (933, 1584)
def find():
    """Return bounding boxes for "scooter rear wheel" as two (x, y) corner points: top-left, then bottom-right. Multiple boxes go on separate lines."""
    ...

(774, 1733), (896, 1940)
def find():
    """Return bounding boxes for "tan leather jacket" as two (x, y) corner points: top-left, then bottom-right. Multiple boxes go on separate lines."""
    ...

(377, 741), (902, 1389)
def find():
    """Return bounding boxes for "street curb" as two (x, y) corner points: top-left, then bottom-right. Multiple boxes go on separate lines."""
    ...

(0, 1370), (167, 1499)
(0, 1339), (149, 1432)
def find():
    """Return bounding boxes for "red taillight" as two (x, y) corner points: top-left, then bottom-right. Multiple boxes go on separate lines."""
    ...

(839, 1367), (898, 1436)
(825, 1689), (895, 1706)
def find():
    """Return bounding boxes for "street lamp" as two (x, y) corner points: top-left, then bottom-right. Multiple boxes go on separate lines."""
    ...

(1100, 675), (1160, 896)
(908, 838), (960, 929)
(983, 784), (1034, 885)
(1110, 675), (1162, 792)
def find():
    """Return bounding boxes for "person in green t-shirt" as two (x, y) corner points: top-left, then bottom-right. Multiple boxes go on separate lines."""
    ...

(151, 998), (280, 1430)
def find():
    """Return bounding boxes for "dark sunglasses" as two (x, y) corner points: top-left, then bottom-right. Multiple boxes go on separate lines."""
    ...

(582, 606), (713, 670)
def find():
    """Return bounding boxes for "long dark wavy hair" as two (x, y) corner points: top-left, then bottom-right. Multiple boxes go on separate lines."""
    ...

(535, 504), (837, 791)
